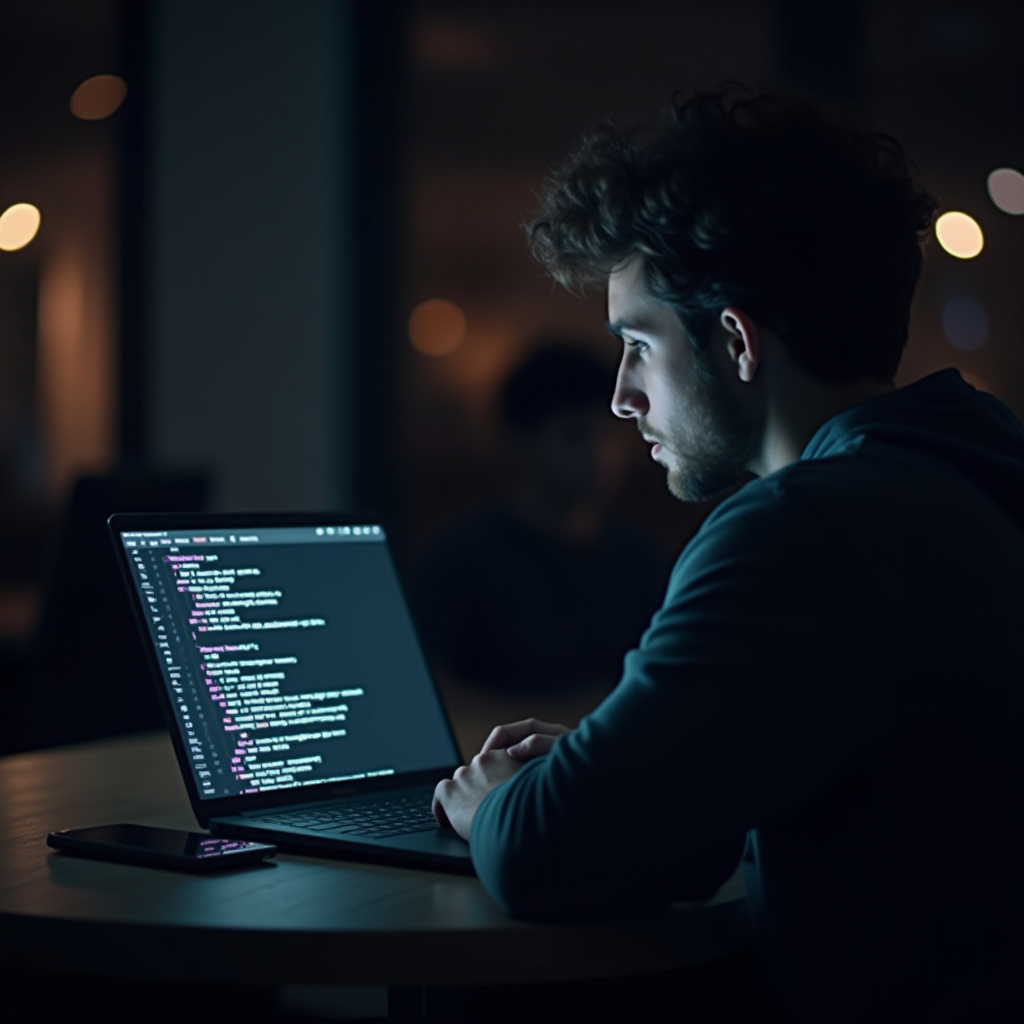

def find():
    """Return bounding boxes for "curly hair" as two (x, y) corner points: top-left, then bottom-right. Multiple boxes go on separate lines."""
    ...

(528, 86), (938, 384)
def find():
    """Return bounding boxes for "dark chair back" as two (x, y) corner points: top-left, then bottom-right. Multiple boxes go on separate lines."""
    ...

(16, 470), (209, 750)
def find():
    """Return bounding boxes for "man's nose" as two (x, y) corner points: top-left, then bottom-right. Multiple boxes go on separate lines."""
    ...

(611, 357), (649, 419)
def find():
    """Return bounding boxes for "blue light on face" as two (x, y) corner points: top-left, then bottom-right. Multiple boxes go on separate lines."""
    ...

(942, 296), (988, 351)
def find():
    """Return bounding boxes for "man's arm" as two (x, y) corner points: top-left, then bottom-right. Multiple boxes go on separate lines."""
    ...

(465, 482), (898, 919)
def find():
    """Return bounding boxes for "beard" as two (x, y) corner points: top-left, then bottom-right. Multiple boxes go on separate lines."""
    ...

(652, 349), (761, 503)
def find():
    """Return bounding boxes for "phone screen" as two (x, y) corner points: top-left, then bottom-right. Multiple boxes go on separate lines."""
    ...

(66, 824), (266, 857)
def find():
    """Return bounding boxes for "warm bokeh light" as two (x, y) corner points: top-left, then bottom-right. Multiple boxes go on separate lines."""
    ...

(960, 372), (990, 393)
(935, 211), (984, 259)
(942, 296), (988, 351)
(413, 23), (498, 70)
(69, 74), (128, 121)
(408, 299), (467, 356)
(0, 203), (42, 251)
(987, 167), (1024, 215)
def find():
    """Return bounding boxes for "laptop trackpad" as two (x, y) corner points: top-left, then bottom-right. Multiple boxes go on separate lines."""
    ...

(383, 827), (471, 859)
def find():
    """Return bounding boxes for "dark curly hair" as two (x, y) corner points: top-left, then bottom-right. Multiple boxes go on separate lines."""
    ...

(528, 86), (938, 384)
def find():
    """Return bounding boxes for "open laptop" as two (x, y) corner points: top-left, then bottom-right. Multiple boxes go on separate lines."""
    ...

(108, 511), (472, 872)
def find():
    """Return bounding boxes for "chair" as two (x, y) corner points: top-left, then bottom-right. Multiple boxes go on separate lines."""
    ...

(13, 469), (208, 750)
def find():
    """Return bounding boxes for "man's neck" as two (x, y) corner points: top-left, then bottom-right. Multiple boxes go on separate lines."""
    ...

(753, 375), (895, 477)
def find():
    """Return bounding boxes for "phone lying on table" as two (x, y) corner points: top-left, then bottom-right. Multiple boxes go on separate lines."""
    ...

(47, 823), (277, 873)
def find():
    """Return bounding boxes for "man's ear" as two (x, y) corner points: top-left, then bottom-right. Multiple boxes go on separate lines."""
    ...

(720, 308), (761, 383)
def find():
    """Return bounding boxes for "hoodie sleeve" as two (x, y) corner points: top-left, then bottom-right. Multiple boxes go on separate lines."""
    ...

(469, 475), (901, 920)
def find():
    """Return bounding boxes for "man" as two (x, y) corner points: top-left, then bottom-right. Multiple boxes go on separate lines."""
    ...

(432, 88), (1023, 1022)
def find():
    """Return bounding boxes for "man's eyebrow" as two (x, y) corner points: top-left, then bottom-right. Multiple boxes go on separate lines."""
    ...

(606, 317), (655, 338)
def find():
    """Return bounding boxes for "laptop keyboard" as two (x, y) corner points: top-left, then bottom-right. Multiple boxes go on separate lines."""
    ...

(253, 793), (439, 839)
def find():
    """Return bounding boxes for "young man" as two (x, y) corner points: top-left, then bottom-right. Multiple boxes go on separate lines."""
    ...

(432, 89), (1023, 1022)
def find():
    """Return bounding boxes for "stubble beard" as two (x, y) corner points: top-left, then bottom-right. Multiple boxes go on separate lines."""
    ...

(661, 353), (760, 503)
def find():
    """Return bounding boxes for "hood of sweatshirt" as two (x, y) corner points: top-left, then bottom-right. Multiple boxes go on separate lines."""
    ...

(802, 368), (1024, 529)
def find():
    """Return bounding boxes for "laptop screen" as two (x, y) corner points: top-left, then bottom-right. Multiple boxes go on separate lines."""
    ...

(117, 522), (459, 801)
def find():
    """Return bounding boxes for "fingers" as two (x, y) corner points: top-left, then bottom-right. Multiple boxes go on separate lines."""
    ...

(507, 733), (559, 761)
(480, 718), (572, 755)
(433, 762), (473, 827)
(479, 723), (522, 754)
(432, 780), (452, 827)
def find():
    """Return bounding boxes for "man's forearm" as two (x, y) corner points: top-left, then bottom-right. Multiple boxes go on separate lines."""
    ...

(470, 743), (745, 920)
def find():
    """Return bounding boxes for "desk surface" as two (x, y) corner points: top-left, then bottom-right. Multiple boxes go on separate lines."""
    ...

(0, 731), (749, 988)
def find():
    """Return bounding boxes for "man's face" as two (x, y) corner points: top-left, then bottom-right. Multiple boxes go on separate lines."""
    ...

(608, 257), (760, 502)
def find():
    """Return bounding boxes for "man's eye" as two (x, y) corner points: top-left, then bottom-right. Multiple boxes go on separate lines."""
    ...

(625, 338), (650, 355)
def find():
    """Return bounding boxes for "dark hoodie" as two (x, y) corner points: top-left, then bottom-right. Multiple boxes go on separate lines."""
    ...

(470, 369), (1024, 1022)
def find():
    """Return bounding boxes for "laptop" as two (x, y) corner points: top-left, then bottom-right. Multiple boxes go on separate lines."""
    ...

(108, 511), (472, 872)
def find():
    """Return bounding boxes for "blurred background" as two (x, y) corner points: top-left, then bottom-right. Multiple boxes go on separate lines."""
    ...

(0, 0), (1022, 705)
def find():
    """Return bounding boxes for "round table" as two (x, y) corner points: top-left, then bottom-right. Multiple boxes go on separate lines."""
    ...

(0, 731), (749, 1013)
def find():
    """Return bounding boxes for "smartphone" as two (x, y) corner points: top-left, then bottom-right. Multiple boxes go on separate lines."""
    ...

(47, 823), (277, 873)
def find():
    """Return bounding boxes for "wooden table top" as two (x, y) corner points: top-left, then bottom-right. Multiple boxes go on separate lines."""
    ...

(0, 729), (750, 987)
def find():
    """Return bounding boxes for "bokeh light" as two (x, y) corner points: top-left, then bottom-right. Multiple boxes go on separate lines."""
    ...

(408, 299), (467, 356)
(935, 211), (984, 259)
(0, 203), (42, 251)
(942, 296), (988, 351)
(987, 167), (1024, 215)
(69, 74), (128, 121)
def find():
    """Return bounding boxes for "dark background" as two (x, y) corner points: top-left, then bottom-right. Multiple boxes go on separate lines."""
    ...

(0, 0), (1021, 678)
(0, 3), (1021, 1019)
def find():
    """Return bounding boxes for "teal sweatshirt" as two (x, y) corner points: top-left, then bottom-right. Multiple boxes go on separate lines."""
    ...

(470, 369), (1024, 1023)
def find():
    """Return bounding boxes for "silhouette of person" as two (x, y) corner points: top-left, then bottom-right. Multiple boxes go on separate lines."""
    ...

(417, 342), (669, 695)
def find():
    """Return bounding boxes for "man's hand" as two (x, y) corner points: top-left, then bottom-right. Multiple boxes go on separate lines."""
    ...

(432, 719), (574, 840)
(480, 717), (572, 762)
(432, 750), (524, 840)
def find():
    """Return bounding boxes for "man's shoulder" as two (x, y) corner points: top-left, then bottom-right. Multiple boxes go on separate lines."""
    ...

(703, 445), (896, 531)
(695, 460), (839, 535)
(672, 453), (885, 587)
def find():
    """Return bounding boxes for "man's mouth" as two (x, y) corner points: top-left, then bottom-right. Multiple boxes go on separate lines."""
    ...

(642, 435), (664, 460)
